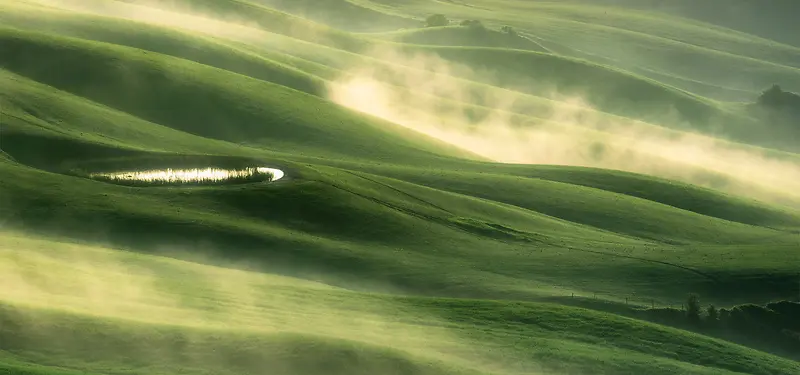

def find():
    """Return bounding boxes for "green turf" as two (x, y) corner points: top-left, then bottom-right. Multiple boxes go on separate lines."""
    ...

(1, 1), (799, 374)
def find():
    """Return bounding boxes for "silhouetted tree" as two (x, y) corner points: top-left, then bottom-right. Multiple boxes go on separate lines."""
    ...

(758, 84), (785, 107)
(425, 14), (450, 27)
(719, 308), (731, 322)
(707, 304), (719, 322)
(687, 294), (701, 323)
(757, 84), (800, 111)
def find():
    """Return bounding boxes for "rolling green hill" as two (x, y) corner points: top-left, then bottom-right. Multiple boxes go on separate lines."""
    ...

(0, 27), (478, 163)
(555, 0), (800, 47)
(1, 233), (799, 375)
(0, 3), (328, 95)
(252, 0), (420, 32)
(374, 26), (549, 52)
(272, 0), (800, 98)
(1, 0), (799, 374)
(11, 0), (794, 151)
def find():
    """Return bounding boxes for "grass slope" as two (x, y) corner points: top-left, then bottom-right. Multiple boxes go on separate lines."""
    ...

(123, 0), (378, 52)
(558, 0), (800, 47)
(1, 233), (798, 375)
(489, 165), (800, 229)
(2, 146), (798, 307)
(0, 3), (327, 95)
(349, 0), (800, 98)
(1, 1), (800, 374)
(405, 46), (727, 125)
(16, 0), (792, 150)
(375, 25), (549, 52)
(0, 27), (477, 163)
(0, 0), (797, 308)
(343, 166), (798, 244)
(252, 0), (420, 32)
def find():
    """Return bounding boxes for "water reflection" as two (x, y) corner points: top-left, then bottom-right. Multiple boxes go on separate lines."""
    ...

(90, 167), (284, 185)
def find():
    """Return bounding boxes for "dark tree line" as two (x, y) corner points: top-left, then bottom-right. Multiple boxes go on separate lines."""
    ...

(423, 14), (518, 36)
(648, 294), (800, 360)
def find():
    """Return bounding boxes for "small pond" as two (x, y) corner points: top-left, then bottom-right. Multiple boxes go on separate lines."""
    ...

(89, 167), (285, 186)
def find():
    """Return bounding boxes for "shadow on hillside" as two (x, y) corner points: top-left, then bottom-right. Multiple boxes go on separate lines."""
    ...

(541, 295), (800, 361)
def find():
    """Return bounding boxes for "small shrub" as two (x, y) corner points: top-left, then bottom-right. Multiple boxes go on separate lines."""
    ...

(501, 25), (518, 36)
(460, 19), (484, 29)
(425, 14), (450, 27)
(719, 308), (731, 322)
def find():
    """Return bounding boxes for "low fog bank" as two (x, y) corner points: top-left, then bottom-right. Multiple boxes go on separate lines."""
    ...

(0, 231), (525, 374)
(327, 46), (800, 208)
(0, 232), (430, 339)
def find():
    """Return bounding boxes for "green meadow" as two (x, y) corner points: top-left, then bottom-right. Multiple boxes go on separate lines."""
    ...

(0, 0), (798, 374)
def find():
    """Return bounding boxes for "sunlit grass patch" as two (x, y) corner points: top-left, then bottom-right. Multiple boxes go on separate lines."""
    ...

(89, 167), (284, 186)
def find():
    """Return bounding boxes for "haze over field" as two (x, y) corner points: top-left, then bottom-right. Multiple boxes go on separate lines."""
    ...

(328, 47), (800, 207)
(1, 1), (799, 374)
(20, 0), (800, 206)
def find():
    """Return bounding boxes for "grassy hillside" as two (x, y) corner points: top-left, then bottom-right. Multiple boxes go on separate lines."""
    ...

(366, 163), (800, 229)
(125, 0), (378, 52)
(253, 0), (420, 31)
(403, 46), (725, 123)
(0, 3), (328, 95)
(309, 0), (800, 98)
(1, 233), (799, 375)
(375, 26), (549, 52)
(15, 0), (795, 151)
(558, 0), (800, 47)
(2, 138), (798, 306)
(1, 1), (799, 374)
(0, 28), (479, 163)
